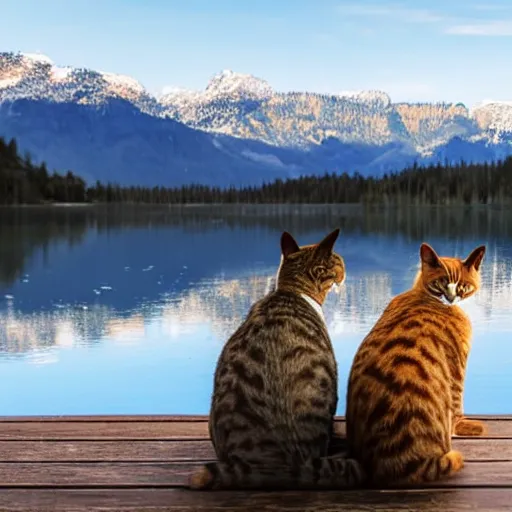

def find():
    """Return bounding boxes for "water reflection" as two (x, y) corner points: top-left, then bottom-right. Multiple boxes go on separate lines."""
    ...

(1, 249), (510, 354)
(0, 205), (511, 415)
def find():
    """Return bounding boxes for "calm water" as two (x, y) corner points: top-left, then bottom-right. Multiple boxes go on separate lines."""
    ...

(1, 204), (511, 416)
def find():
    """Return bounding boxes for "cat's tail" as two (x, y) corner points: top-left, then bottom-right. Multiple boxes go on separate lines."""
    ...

(454, 417), (487, 436)
(392, 450), (464, 486)
(188, 455), (366, 491)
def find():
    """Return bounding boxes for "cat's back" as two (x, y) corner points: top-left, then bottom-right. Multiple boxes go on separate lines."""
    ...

(210, 288), (338, 450)
(347, 289), (471, 453)
(212, 288), (336, 415)
(349, 290), (471, 384)
(221, 289), (330, 357)
(215, 290), (333, 399)
(365, 289), (470, 345)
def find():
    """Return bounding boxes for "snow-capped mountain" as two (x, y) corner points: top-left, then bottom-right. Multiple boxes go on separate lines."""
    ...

(159, 70), (276, 139)
(471, 101), (512, 144)
(2, 50), (512, 187)
(160, 77), (404, 148)
(204, 69), (273, 99)
(158, 73), (512, 155)
(159, 77), (492, 153)
(0, 52), (161, 115)
(337, 90), (391, 108)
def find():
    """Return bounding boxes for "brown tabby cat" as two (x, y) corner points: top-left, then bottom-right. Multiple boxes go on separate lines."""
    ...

(189, 228), (365, 490)
(346, 242), (486, 487)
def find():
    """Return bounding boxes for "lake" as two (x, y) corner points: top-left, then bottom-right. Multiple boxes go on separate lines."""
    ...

(0, 204), (511, 416)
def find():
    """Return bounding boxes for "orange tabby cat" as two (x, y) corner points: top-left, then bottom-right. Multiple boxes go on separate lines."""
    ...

(346, 242), (486, 486)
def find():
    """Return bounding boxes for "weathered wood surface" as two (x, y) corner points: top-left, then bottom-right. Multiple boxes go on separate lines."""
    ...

(0, 460), (510, 488)
(0, 415), (510, 511)
(1, 489), (512, 512)
(1, 438), (510, 462)
(0, 415), (511, 439)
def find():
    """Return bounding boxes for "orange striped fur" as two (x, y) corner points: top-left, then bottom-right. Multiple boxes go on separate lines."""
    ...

(346, 242), (486, 486)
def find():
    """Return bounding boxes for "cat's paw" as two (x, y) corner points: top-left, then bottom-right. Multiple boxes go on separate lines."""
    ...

(454, 418), (487, 436)
(189, 465), (215, 490)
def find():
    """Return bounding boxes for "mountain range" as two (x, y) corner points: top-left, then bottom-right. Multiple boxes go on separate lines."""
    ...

(1, 51), (512, 187)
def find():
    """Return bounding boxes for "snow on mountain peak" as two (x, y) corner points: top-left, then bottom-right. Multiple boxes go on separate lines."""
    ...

(99, 71), (146, 95)
(159, 70), (273, 113)
(160, 86), (199, 100)
(158, 86), (201, 114)
(471, 100), (512, 139)
(21, 52), (54, 65)
(0, 51), (156, 113)
(475, 99), (512, 108)
(161, 86), (189, 96)
(205, 69), (273, 99)
(51, 66), (73, 81)
(337, 89), (391, 107)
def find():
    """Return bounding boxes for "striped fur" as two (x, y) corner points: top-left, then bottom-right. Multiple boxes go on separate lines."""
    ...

(189, 229), (366, 490)
(345, 242), (486, 487)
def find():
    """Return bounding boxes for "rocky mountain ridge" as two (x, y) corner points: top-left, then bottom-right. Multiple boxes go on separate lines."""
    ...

(160, 75), (501, 153)
(1, 51), (512, 187)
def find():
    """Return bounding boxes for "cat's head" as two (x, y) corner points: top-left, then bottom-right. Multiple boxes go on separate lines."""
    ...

(276, 228), (345, 304)
(415, 243), (486, 305)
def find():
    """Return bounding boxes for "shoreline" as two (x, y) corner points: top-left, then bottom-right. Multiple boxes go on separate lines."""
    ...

(0, 202), (509, 209)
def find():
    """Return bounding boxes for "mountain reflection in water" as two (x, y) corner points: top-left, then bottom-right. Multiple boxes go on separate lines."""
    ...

(0, 204), (511, 415)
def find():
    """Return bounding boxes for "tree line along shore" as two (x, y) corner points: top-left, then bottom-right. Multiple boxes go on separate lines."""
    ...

(1, 136), (512, 206)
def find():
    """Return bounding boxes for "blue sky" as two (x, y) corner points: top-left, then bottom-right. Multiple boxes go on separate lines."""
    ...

(2, 0), (512, 106)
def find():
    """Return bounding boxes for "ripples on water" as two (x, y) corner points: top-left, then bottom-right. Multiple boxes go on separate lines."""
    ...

(0, 204), (511, 415)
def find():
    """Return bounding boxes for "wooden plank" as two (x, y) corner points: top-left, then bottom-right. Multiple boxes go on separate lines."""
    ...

(0, 415), (210, 423)
(452, 439), (512, 461)
(0, 461), (509, 488)
(1, 488), (512, 511)
(0, 438), (510, 462)
(0, 422), (208, 440)
(0, 440), (208, 462)
(0, 414), (509, 422)
(1, 419), (511, 439)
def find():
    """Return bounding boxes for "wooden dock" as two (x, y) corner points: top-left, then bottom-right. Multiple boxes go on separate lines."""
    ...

(0, 415), (510, 511)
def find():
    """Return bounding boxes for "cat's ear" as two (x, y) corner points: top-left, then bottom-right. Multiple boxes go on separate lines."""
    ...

(316, 228), (340, 256)
(420, 243), (442, 268)
(281, 231), (300, 258)
(464, 245), (486, 271)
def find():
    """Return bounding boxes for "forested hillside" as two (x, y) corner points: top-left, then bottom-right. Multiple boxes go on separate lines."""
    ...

(1, 136), (512, 206)
(0, 137), (86, 203)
